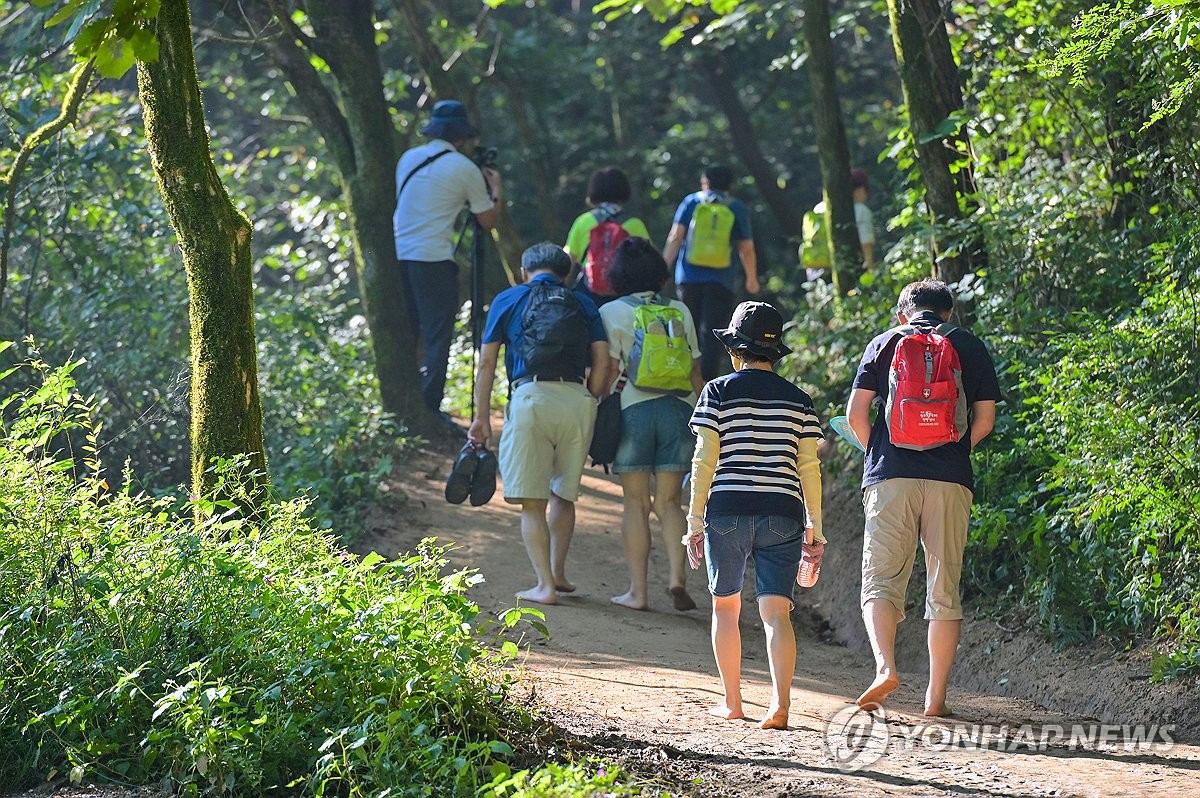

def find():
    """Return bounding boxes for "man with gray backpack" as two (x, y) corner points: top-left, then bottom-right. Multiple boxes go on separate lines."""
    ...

(845, 279), (1001, 717)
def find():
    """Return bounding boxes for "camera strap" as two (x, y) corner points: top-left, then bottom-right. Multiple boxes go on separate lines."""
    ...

(395, 149), (453, 202)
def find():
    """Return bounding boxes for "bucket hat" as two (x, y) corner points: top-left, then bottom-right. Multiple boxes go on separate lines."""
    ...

(421, 100), (479, 141)
(712, 301), (792, 361)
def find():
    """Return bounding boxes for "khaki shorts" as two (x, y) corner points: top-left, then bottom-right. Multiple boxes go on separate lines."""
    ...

(498, 381), (597, 502)
(860, 478), (972, 621)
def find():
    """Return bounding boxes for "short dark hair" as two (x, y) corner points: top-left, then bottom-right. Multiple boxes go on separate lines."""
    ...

(703, 163), (734, 192)
(724, 346), (773, 364)
(587, 167), (632, 205)
(521, 242), (571, 278)
(897, 279), (954, 315)
(608, 237), (668, 296)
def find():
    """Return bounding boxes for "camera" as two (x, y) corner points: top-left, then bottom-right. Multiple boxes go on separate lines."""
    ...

(474, 146), (498, 169)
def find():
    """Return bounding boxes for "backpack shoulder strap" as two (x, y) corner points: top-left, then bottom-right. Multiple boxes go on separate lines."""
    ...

(397, 149), (453, 202)
(935, 322), (957, 336)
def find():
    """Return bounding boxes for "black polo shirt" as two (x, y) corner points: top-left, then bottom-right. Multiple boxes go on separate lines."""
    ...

(851, 311), (1003, 492)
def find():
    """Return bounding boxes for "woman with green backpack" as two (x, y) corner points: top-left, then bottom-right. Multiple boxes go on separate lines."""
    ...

(598, 237), (705, 612)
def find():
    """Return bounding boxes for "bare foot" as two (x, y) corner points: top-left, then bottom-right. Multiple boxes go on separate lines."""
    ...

(759, 706), (789, 730)
(515, 586), (558, 606)
(708, 704), (745, 721)
(668, 585), (697, 611)
(610, 592), (648, 611)
(924, 705), (954, 718)
(554, 579), (576, 593)
(856, 670), (900, 710)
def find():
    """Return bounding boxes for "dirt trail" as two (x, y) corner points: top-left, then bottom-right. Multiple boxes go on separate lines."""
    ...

(357, 436), (1200, 798)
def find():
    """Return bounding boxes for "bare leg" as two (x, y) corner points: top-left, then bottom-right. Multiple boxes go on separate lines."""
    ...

(709, 593), (744, 719)
(925, 619), (961, 716)
(613, 473), (652, 610)
(516, 499), (557, 605)
(547, 494), (576, 592)
(858, 598), (901, 709)
(758, 595), (795, 729)
(653, 471), (694, 610)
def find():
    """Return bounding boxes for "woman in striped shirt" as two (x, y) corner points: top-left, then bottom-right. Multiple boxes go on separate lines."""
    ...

(685, 301), (824, 730)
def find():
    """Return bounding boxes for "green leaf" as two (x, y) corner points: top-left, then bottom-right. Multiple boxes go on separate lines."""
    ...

(129, 28), (159, 62)
(95, 36), (136, 78)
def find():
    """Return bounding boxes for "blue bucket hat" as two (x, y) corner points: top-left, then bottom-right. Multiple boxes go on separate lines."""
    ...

(421, 100), (479, 141)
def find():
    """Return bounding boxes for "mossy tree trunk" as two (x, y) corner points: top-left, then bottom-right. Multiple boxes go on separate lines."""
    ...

(803, 0), (861, 296)
(887, 0), (985, 311)
(137, 0), (266, 504)
(261, 0), (434, 433)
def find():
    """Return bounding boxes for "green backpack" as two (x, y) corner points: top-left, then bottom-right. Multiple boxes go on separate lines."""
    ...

(801, 204), (831, 269)
(622, 296), (694, 396)
(685, 194), (736, 268)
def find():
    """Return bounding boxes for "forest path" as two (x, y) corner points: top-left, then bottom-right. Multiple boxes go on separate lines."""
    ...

(357, 434), (1200, 798)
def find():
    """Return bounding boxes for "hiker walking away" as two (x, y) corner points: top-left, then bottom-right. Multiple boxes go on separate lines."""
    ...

(800, 167), (875, 283)
(468, 243), (610, 606)
(846, 279), (1001, 716)
(663, 163), (759, 382)
(598, 237), (704, 613)
(563, 167), (652, 306)
(393, 100), (502, 429)
(684, 302), (824, 730)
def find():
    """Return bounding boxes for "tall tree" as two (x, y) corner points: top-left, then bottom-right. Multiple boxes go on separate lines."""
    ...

(802, 0), (861, 295)
(886, 0), (984, 298)
(138, 0), (267, 502)
(247, 0), (435, 432)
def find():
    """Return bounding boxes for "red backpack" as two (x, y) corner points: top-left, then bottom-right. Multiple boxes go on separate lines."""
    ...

(585, 208), (628, 296)
(884, 323), (968, 450)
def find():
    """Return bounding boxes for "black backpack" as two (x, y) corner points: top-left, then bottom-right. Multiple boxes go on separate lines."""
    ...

(518, 282), (591, 379)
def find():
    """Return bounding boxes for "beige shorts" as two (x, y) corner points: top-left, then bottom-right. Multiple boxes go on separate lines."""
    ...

(498, 381), (597, 502)
(860, 478), (973, 621)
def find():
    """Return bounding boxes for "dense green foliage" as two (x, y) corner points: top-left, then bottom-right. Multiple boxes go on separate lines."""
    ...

(0, 350), (671, 796)
(770, 0), (1200, 678)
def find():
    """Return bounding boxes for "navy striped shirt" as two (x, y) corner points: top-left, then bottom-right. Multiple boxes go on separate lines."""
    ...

(690, 369), (822, 520)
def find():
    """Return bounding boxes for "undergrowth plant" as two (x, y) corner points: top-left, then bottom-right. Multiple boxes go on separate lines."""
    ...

(0, 345), (668, 796)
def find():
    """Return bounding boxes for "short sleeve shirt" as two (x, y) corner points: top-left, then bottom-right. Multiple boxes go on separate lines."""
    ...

(393, 140), (493, 262)
(851, 310), (1003, 492)
(482, 273), (607, 382)
(599, 291), (701, 410)
(689, 369), (823, 521)
(563, 205), (652, 266)
(671, 190), (753, 289)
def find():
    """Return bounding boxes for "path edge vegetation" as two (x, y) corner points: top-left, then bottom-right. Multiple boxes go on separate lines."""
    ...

(0, 347), (674, 795)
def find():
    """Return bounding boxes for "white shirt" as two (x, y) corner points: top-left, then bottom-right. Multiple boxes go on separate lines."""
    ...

(599, 291), (702, 409)
(393, 140), (494, 262)
(854, 201), (875, 245)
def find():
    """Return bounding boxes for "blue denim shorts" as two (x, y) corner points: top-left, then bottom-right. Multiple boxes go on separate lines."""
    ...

(705, 514), (804, 602)
(612, 396), (695, 473)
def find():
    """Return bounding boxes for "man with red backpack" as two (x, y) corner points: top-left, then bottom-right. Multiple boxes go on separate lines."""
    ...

(845, 279), (1001, 717)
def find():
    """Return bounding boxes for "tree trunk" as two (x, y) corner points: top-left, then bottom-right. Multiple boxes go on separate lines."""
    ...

(802, 0), (861, 296)
(393, 0), (523, 284)
(886, 0), (984, 301)
(137, 0), (266, 505)
(263, 0), (434, 433)
(700, 56), (804, 240)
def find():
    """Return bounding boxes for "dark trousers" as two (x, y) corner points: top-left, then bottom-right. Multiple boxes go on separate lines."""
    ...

(679, 281), (734, 382)
(400, 259), (459, 413)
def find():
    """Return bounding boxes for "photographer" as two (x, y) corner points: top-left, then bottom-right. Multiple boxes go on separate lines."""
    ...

(393, 100), (502, 429)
